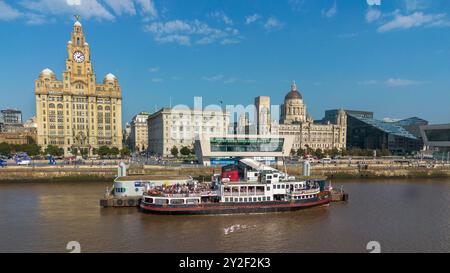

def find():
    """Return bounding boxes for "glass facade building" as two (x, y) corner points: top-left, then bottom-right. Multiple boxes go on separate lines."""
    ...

(347, 114), (423, 155)
(210, 137), (284, 153)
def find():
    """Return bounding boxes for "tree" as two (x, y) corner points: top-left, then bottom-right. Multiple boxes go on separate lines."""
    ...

(98, 146), (111, 158)
(0, 142), (11, 156)
(22, 143), (41, 157)
(170, 146), (179, 157)
(120, 147), (131, 157)
(296, 148), (305, 157)
(314, 148), (325, 159)
(110, 147), (120, 156)
(45, 145), (63, 156)
(329, 147), (340, 158)
(180, 146), (191, 157)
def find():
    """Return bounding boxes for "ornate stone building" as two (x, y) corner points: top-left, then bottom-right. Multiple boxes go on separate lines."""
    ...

(270, 83), (347, 151)
(130, 112), (149, 152)
(35, 19), (122, 155)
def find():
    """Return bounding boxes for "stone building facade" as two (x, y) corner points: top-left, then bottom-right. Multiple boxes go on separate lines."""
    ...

(266, 83), (347, 151)
(130, 112), (149, 152)
(34, 19), (122, 155)
(148, 107), (230, 157)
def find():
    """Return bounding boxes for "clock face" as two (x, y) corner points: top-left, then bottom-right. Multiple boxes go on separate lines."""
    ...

(73, 51), (85, 63)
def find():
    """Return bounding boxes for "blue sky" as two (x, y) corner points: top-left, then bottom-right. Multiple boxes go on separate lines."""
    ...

(1, 0), (450, 124)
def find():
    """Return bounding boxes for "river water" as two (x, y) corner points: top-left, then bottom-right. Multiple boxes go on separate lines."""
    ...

(1, 178), (449, 253)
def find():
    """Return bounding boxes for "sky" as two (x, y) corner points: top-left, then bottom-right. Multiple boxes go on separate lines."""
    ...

(0, 0), (450, 125)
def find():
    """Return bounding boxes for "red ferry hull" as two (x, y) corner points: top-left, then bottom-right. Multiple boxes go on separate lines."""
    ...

(140, 197), (331, 215)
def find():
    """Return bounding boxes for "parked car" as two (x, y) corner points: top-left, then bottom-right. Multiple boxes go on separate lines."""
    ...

(319, 157), (333, 164)
(16, 159), (31, 166)
(0, 159), (7, 167)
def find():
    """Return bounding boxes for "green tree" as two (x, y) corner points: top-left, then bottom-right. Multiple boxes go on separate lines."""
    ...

(329, 147), (340, 158)
(98, 146), (111, 158)
(314, 148), (325, 159)
(296, 148), (305, 157)
(22, 143), (41, 157)
(120, 147), (131, 157)
(45, 145), (63, 156)
(0, 142), (11, 156)
(110, 147), (120, 156)
(180, 146), (191, 156)
(170, 146), (179, 158)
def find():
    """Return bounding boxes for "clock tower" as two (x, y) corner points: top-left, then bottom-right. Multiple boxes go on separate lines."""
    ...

(64, 18), (96, 95)
(34, 17), (123, 156)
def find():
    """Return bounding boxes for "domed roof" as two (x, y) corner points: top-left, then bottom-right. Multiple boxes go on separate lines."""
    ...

(285, 82), (302, 100)
(105, 73), (116, 80)
(40, 68), (54, 76)
(74, 21), (82, 27)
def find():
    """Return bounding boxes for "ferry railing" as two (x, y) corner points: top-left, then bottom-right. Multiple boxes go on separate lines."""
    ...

(223, 192), (265, 197)
(147, 190), (220, 198)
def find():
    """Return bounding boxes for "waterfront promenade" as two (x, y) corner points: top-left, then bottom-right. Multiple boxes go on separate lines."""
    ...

(1, 159), (449, 181)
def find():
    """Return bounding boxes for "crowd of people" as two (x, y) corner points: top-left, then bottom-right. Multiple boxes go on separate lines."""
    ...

(147, 181), (214, 197)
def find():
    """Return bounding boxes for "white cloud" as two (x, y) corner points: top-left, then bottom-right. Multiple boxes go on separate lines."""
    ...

(210, 11), (233, 25)
(322, 1), (337, 18)
(404, 0), (429, 12)
(149, 67), (159, 73)
(0, 1), (23, 20)
(224, 78), (237, 84)
(103, 0), (136, 16)
(386, 78), (422, 86)
(135, 0), (158, 20)
(264, 16), (283, 31)
(377, 12), (450, 32)
(288, 0), (306, 12)
(366, 8), (381, 23)
(245, 13), (261, 25)
(202, 75), (224, 81)
(221, 38), (240, 45)
(151, 78), (163, 83)
(145, 19), (240, 46)
(19, 0), (115, 20)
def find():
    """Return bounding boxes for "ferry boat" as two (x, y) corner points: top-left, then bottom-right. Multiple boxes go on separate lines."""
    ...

(140, 159), (331, 215)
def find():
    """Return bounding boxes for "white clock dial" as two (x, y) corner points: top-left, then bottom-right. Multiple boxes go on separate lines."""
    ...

(73, 51), (85, 63)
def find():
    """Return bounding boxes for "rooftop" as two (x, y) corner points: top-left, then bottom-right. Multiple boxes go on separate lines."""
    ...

(348, 113), (419, 139)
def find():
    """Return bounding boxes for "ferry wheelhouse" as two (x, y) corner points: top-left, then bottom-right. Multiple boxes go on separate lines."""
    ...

(140, 159), (331, 215)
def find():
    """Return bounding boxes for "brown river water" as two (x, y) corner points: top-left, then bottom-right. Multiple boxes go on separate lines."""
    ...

(0, 178), (449, 253)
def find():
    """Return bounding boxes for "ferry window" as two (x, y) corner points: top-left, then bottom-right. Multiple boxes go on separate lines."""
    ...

(235, 198), (239, 202)
(244, 198), (247, 202)
(239, 198), (243, 202)
(258, 197), (262, 201)
(267, 197), (271, 201)
(225, 198), (228, 202)
(266, 186), (270, 191)
(295, 184), (298, 188)
(253, 197), (257, 202)
(171, 199), (184, 205)
(274, 174), (278, 178)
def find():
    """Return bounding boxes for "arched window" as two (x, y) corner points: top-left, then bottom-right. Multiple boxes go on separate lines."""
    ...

(49, 103), (55, 108)
(105, 106), (110, 111)
(57, 104), (63, 109)
(77, 37), (80, 46)
(97, 105), (103, 111)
